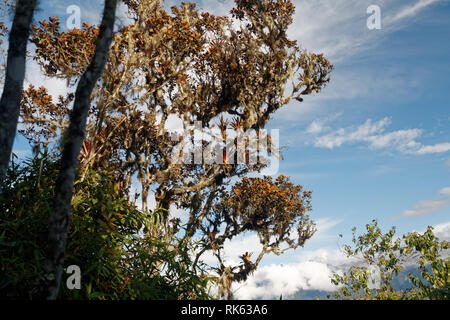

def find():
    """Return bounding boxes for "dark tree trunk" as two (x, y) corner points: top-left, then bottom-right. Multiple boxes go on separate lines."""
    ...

(44, 0), (117, 300)
(0, 0), (37, 185)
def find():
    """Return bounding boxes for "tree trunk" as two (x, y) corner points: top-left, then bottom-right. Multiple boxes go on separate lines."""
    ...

(0, 0), (37, 185)
(44, 0), (117, 300)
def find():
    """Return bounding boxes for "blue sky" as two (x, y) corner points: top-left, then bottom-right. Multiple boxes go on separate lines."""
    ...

(272, 0), (450, 244)
(3, 0), (450, 298)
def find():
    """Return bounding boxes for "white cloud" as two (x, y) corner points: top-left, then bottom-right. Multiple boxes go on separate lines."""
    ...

(313, 118), (391, 149)
(401, 199), (450, 218)
(230, 245), (362, 299)
(306, 120), (326, 135)
(439, 187), (450, 197)
(315, 218), (342, 234)
(367, 129), (423, 151)
(414, 143), (450, 155)
(231, 247), (353, 299)
(386, 0), (441, 25)
(433, 221), (450, 240)
(398, 187), (450, 218)
(234, 260), (338, 299)
(24, 59), (69, 100)
(288, 0), (443, 62)
(307, 117), (450, 155)
(304, 112), (343, 136)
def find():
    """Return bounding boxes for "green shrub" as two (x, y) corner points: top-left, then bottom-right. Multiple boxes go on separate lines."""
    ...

(330, 220), (449, 300)
(0, 153), (212, 299)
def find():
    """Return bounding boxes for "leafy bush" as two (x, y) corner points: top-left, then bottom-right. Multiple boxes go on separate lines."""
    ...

(330, 220), (449, 300)
(0, 153), (212, 299)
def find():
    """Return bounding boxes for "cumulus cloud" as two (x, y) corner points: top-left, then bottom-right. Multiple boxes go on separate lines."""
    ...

(306, 117), (450, 155)
(304, 112), (343, 136)
(433, 221), (450, 240)
(313, 117), (392, 149)
(305, 120), (326, 135)
(234, 260), (338, 299)
(231, 247), (354, 299)
(207, 218), (347, 299)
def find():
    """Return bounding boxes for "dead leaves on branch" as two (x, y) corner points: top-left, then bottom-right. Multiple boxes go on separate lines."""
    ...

(31, 16), (99, 78)
(208, 174), (315, 299)
(20, 84), (73, 144)
(215, 175), (315, 251)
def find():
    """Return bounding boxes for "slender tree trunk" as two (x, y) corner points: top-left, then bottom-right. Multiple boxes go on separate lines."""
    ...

(0, 0), (37, 185)
(44, 0), (117, 300)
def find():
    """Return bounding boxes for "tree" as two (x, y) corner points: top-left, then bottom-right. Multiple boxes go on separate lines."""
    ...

(44, 0), (118, 299)
(403, 227), (449, 299)
(20, 0), (333, 296)
(0, 0), (37, 185)
(330, 220), (449, 300)
(204, 175), (315, 299)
